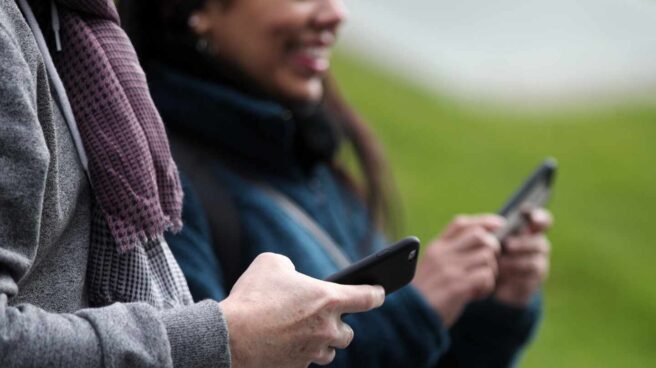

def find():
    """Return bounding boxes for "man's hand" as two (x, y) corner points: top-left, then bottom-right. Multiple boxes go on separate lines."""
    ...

(495, 209), (552, 307)
(219, 253), (385, 368)
(413, 215), (503, 327)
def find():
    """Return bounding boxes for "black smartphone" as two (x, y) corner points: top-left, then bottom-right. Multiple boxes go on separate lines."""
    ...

(325, 237), (420, 296)
(495, 158), (557, 242)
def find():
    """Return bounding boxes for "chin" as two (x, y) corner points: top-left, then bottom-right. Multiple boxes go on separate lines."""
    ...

(281, 78), (324, 104)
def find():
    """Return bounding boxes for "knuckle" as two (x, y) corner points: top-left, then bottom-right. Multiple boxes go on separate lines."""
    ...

(321, 288), (342, 309)
(472, 228), (491, 245)
(275, 254), (295, 267)
(325, 324), (340, 342)
(254, 252), (274, 263)
(310, 350), (324, 364)
(487, 235), (501, 251)
(453, 215), (469, 228)
(343, 324), (355, 347)
(313, 348), (336, 366)
(256, 252), (292, 268)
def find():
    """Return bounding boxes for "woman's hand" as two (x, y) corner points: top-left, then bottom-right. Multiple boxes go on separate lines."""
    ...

(495, 209), (553, 307)
(219, 253), (385, 368)
(412, 215), (504, 327)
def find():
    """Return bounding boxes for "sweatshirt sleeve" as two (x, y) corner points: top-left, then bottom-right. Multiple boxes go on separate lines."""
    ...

(0, 297), (230, 368)
(0, 24), (231, 368)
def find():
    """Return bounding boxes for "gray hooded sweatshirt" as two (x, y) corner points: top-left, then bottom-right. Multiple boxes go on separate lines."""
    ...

(0, 1), (230, 366)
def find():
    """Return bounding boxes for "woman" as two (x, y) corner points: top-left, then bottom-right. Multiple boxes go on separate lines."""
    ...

(122, 0), (552, 366)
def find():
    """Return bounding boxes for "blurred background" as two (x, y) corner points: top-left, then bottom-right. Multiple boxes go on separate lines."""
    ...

(332, 0), (656, 366)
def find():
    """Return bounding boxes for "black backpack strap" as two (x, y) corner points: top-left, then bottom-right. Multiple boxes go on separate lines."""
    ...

(169, 134), (244, 287)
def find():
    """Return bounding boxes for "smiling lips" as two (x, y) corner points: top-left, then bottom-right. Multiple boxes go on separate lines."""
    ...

(291, 45), (331, 73)
(288, 31), (335, 75)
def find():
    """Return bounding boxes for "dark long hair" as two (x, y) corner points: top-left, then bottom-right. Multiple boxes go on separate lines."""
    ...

(118, 0), (399, 237)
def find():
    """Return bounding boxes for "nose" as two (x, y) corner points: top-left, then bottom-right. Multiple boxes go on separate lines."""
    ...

(314, 0), (348, 31)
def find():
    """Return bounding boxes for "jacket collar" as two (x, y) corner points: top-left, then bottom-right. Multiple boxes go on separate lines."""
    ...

(149, 63), (305, 176)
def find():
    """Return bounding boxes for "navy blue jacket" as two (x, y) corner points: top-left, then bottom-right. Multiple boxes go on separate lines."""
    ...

(149, 64), (542, 368)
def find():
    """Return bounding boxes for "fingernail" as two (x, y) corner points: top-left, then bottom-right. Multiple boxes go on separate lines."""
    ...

(533, 210), (549, 223)
(376, 286), (386, 300)
(485, 232), (501, 248)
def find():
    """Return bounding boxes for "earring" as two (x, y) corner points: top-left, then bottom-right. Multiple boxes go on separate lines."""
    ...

(196, 37), (212, 54)
(189, 15), (215, 55)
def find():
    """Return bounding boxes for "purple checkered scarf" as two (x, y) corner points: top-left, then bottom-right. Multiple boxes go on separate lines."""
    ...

(51, 0), (183, 252)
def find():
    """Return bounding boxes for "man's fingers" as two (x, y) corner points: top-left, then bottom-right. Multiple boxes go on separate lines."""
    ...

(443, 214), (505, 239)
(312, 347), (336, 366)
(252, 252), (296, 270)
(330, 322), (354, 349)
(333, 284), (385, 314)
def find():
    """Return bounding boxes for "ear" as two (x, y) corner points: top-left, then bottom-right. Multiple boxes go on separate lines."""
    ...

(189, 1), (229, 35)
(188, 10), (213, 35)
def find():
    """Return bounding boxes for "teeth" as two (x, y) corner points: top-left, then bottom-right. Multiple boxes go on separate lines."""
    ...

(300, 46), (330, 58)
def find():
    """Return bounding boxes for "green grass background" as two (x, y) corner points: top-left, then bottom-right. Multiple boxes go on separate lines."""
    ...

(332, 52), (656, 367)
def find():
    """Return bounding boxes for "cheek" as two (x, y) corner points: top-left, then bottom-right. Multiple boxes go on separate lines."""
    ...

(214, 27), (283, 88)
(243, 35), (325, 102)
(268, 27), (328, 101)
(220, 7), (326, 102)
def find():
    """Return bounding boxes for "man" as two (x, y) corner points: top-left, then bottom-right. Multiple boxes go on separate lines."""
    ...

(0, 1), (384, 367)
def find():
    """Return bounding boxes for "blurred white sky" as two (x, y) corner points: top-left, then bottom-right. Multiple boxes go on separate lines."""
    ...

(340, 0), (656, 105)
